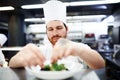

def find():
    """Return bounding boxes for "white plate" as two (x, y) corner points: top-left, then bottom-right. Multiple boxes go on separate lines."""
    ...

(25, 61), (83, 80)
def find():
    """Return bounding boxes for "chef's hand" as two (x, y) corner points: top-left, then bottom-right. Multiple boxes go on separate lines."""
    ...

(51, 38), (105, 69)
(51, 38), (79, 63)
(9, 43), (45, 68)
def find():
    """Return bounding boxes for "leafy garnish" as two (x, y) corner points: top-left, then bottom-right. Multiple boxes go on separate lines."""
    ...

(41, 62), (68, 71)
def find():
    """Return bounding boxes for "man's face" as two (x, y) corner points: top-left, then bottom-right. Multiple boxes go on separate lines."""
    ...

(46, 20), (68, 46)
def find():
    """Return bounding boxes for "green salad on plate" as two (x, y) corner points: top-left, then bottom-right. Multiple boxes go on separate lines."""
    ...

(41, 62), (68, 71)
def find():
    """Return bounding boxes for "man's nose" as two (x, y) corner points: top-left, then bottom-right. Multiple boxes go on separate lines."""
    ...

(53, 30), (58, 35)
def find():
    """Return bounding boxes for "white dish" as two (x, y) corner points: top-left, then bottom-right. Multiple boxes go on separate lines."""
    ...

(25, 61), (83, 80)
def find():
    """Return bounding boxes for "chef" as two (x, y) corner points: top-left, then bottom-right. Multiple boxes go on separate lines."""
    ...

(0, 33), (7, 67)
(9, 0), (105, 69)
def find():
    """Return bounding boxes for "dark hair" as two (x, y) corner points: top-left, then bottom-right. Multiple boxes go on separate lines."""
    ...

(63, 22), (67, 30)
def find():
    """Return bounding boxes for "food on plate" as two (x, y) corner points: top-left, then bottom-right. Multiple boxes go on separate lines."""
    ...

(41, 62), (68, 71)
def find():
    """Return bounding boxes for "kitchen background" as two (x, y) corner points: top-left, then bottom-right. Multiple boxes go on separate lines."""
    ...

(0, 0), (120, 79)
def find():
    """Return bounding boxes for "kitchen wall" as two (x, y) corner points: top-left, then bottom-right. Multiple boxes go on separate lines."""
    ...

(27, 21), (108, 42)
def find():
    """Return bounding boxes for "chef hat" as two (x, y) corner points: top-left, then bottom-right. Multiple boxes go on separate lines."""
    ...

(0, 34), (7, 46)
(43, 0), (66, 24)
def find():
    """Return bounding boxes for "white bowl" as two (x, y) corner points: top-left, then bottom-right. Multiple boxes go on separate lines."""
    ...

(25, 61), (83, 80)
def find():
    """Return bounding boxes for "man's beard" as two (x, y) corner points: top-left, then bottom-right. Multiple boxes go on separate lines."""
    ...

(48, 35), (67, 46)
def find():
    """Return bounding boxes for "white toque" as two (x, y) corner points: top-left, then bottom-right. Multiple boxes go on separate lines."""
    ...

(0, 34), (7, 46)
(43, 0), (66, 24)
(0, 34), (7, 66)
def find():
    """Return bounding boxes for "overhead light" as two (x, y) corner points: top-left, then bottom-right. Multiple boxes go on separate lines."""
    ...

(67, 15), (106, 19)
(0, 6), (14, 11)
(95, 6), (107, 9)
(21, 4), (44, 9)
(65, 0), (120, 6)
(25, 18), (41, 22)
(21, 0), (120, 9)
(67, 15), (107, 22)
(25, 18), (45, 22)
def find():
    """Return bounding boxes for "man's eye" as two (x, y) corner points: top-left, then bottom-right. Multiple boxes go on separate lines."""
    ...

(47, 28), (53, 31)
(57, 26), (62, 29)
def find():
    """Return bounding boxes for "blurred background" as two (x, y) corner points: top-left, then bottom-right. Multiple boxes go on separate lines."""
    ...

(0, 0), (120, 79)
